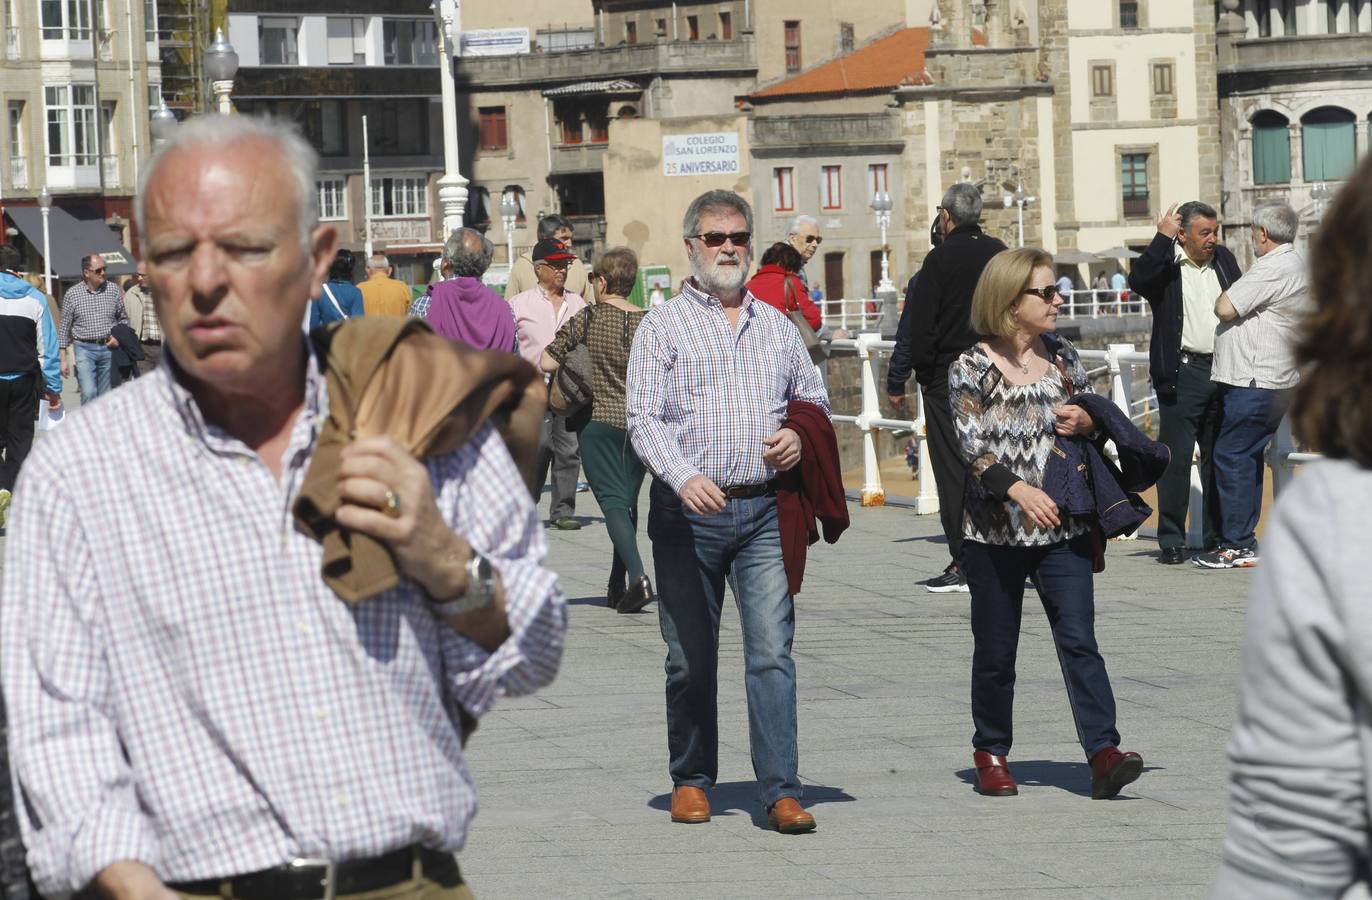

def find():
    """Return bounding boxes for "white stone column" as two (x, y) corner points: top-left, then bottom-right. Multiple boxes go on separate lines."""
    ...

(435, 0), (469, 240)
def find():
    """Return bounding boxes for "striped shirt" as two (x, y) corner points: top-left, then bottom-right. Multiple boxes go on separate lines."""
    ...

(0, 347), (567, 894)
(625, 279), (829, 493)
(1212, 242), (1310, 391)
(59, 279), (128, 348)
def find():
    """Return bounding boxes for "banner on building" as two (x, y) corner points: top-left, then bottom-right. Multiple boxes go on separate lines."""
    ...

(461, 28), (530, 56)
(662, 132), (741, 178)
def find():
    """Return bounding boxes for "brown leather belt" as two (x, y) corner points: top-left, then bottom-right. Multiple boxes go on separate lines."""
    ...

(169, 845), (461, 900)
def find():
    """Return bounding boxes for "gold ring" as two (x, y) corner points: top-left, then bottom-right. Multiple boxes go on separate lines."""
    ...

(383, 489), (402, 519)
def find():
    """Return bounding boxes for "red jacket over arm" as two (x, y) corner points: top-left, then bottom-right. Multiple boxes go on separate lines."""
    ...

(776, 400), (849, 596)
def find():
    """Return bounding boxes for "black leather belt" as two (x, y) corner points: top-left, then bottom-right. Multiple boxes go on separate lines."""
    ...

(721, 480), (777, 499)
(1181, 351), (1212, 364)
(169, 845), (461, 900)
(75, 337), (109, 344)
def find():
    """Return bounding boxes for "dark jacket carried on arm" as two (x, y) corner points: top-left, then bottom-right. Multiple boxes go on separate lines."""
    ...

(1127, 232), (1242, 395)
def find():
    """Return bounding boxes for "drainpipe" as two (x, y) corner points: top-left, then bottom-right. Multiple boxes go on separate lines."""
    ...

(125, 0), (139, 173)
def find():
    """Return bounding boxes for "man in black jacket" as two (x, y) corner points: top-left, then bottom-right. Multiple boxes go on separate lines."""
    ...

(1128, 201), (1242, 564)
(888, 183), (1007, 592)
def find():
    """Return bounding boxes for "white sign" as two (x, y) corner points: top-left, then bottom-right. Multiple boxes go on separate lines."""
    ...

(460, 28), (530, 57)
(370, 218), (433, 245)
(662, 132), (741, 178)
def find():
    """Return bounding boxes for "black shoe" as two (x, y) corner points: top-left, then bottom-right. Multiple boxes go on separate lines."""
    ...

(919, 564), (969, 594)
(607, 581), (627, 610)
(617, 576), (655, 614)
(1157, 547), (1185, 565)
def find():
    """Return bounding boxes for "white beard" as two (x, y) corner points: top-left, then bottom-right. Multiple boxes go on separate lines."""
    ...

(690, 250), (748, 296)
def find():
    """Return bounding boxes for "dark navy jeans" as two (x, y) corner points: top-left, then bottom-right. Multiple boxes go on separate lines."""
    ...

(964, 533), (1121, 760)
(647, 478), (799, 809)
(1213, 384), (1283, 551)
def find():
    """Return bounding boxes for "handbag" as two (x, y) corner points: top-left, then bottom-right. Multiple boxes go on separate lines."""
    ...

(783, 277), (829, 364)
(547, 307), (594, 417)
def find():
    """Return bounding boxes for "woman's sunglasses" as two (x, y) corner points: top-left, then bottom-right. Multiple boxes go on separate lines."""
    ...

(1022, 285), (1063, 302)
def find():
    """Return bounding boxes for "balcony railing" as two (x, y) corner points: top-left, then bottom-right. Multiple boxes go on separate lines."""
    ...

(550, 142), (607, 175)
(1228, 32), (1372, 73)
(456, 35), (755, 87)
(8, 155), (26, 190)
(751, 113), (900, 149)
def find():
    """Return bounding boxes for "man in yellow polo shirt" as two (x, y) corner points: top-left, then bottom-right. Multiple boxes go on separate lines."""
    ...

(359, 253), (413, 317)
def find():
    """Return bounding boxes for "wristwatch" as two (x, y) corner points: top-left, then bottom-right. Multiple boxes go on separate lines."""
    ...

(431, 552), (496, 616)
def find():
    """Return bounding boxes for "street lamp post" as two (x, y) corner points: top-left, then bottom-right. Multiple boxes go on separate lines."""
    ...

(150, 101), (177, 148)
(1310, 181), (1330, 221)
(434, 0), (470, 239)
(1003, 185), (1037, 248)
(37, 187), (52, 298)
(870, 190), (895, 294)
(204, 29), (239, 116)
(499, 193), (520, 269)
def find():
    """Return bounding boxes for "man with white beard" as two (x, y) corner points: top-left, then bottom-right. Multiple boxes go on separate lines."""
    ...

(626, 190), (830, 834)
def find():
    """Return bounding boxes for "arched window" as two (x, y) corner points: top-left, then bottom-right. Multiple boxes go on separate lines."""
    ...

(465, 185), (491, 228)
(1251, 111), (1291, 185)
(1302, 107), (1356, 181)
(501, 185), (527, 223)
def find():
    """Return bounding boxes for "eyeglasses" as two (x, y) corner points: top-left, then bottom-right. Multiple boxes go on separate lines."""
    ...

(536, 260), (571, 270)
(87, 267), (106, 274)
(800, 235), (823, 245)
(689, 231), (752, 248)
(1022, 285), (1062, 302)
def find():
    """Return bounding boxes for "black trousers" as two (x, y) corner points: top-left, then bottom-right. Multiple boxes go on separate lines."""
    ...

(922, 382), (968, 565)
(0, 373), (37, 493)
(1155, 357), (1223, 551)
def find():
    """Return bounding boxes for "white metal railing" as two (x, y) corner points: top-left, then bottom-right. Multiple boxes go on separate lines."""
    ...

(821, 297), (885, 332)
(8, 155), (26, 190)
(1058, 289), (1151, 319)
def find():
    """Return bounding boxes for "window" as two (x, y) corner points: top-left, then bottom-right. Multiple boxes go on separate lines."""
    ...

(41, 0), (91, 39)
(867, 163), (888, 202)
(687, 15), (698, 40)
(558, 106), (581, 145)
(588, 109), (608, 143)
(655, 17), (667, 38)
(327, 17), (366, 65)
(536, 26), (594, 51)
(1119, 0), (1140, 28)
(361, 98), (427, 155)
(1121, 152), (1149, 217)
(143, 0), (156, 41)
(259, 17), (298, 65)
(1251, 111), (1291, 185)
(44, 85), (96, 167)
(1091, 64), (1113, 98)
(773, 166), (794, 212)
(370, 175), (428, 217)
(8, 101), (24, 180)
(384, 19), (437, 65)
(840, 22), (855, 53)
(478, 107), (507, 152)
(100, 99), (115, 158)
(821, 165), (842, 210)
(147, 83), (161, 114)
(1256, 0), (1297, 37)
(501, 185), (527, 223)
(1151, 62), (1174, 96)
(784, 21), (801, 73)
(317, 177), (347, 220)
(625, 20), (637, 44)
(720, 12), (732, 40)
(1302, 107), (1356, 181)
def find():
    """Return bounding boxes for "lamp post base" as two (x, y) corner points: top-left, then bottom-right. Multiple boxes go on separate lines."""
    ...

(437, 174), (470, 242)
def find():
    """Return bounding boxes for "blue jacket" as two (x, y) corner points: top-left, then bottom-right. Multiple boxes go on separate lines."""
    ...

(309, 280), (365, 330)
(0, 272), (62, 395)
(1042, 391), (1170, 540)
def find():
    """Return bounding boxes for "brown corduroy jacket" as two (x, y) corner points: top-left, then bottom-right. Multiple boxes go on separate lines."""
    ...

(293, 317), (545, 603)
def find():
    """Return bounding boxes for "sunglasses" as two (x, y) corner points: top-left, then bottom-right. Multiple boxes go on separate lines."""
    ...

(800, 235), (823, 245)
(689, 231), (752, 248)
(1022, 285), (1063, 302)
(536, 260), (571, 270)
(87, 267), (106, 274)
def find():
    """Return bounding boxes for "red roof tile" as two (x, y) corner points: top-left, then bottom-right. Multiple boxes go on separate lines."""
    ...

(750, 27), (930, 100)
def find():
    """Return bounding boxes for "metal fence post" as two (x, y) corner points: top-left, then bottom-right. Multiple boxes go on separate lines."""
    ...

(1266, 413), (1297, 497)
(913, 382), (940, 515)
(855, 333), (886, 507)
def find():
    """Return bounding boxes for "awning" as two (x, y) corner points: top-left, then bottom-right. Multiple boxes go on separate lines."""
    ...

(5, 206), (136, 279)
(541, 79), (641, 98)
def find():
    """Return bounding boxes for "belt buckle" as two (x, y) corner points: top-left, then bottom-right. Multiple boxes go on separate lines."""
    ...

(289, 857), (337, 900)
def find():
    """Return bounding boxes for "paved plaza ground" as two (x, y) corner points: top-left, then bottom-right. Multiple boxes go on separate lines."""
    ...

(459, 489), (1255, 900)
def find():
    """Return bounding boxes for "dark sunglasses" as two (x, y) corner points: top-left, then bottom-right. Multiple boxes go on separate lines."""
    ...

(689, 231), (752, 248)
(87, 267), (106, 274)
(1022, 285), (1062, 302)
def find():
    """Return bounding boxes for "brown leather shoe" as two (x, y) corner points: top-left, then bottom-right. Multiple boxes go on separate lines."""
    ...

(670, 786), (710, 824)
(973, 751), (1018, 796)
(767, 797), (816, 834)
(1090, 746), (1143, 799)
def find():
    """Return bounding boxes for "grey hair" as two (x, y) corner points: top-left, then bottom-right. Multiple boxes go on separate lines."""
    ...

(366, 254), (390, 270)
(537, 214), (572, 240)
(1251, 201), (1298, 244)
(1178, 200), (1219, 232)
(135, 115), (319, 249)
(786, 214), (818, 235)
(443, 227), (494, 278)
(682, 190), (754, 238)
(940, 182), (983, 227)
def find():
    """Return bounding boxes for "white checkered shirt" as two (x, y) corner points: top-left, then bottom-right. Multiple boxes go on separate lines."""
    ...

(0, 346), (567, 894)
(59, 279), (128, 348)
(626, 279), (830, 492)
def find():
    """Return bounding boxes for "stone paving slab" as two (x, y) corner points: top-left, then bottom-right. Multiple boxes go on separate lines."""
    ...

(460, 489), (1254, 899)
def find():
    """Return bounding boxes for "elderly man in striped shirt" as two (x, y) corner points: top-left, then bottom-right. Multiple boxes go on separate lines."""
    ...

(627, 189), (830, 835)
(0, 116), (566, 900)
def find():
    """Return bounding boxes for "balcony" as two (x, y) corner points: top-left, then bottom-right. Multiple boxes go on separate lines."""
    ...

(551, 142), (607, 175)
(751, 113), (901, 152)
(8, 156), (27, 190)
(1224, 32), (1372, 77)
(456, 35), (756, 89)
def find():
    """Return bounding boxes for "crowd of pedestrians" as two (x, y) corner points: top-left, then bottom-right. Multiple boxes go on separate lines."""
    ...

(0, 107), (1349, 900)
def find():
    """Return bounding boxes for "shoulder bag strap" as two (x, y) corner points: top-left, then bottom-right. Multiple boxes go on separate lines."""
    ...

(321, 283), (348, 319)
(782, 276), (798, 312)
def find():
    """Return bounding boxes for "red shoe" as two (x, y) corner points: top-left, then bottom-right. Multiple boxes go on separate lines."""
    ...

(1090, 746), (1143, 799)
(972, 751), (1018, 796)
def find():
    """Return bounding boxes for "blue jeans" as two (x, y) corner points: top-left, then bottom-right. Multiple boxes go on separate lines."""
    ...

(1213, 385), (1282, 551)
(964, 534), (1121, 760)
(647, 479), (799, 808)
(73, 341), (113, 403)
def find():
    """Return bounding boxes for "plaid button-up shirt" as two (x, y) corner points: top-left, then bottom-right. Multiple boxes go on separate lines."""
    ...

(59, 279), (128, 348)
(0, 347), (567, 894)
(626, 279), (829, 492)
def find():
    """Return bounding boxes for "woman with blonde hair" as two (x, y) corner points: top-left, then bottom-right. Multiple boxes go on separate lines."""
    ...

(949, 247), (1142, 800)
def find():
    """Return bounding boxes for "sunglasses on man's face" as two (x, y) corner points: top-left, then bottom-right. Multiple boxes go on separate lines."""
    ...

(88, 267), (106, 274)
(690, 231), (752, 248)
(800, 235), (822, 245)
(1022, 285), (1063, 302)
